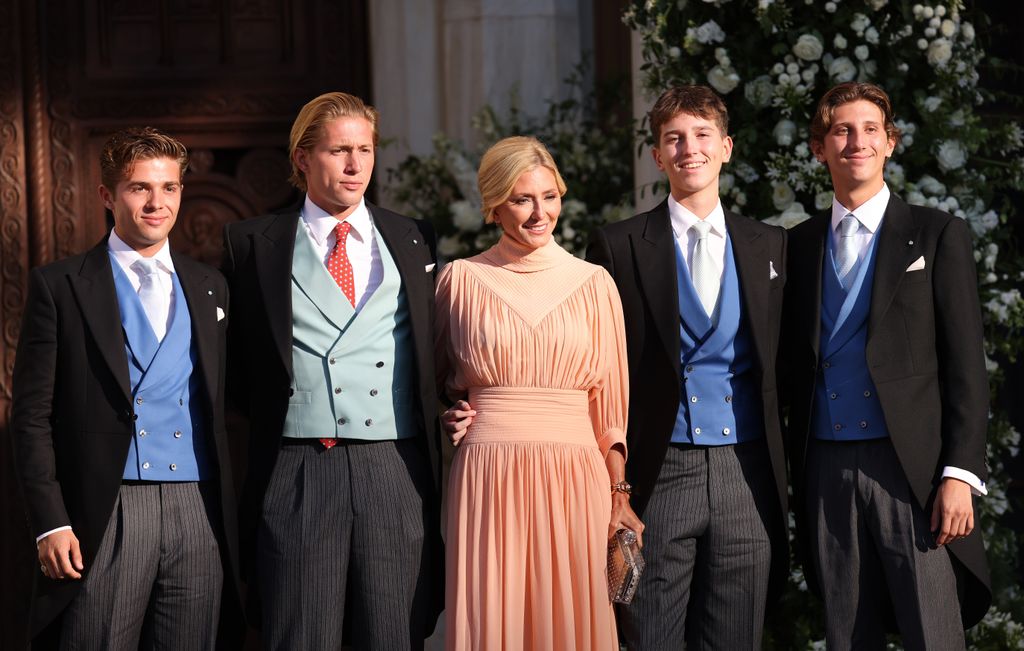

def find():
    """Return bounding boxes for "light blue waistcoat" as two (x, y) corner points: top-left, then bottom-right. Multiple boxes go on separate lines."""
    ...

(110, 256), (211, 481)
(670, 235), (764, 446)
(811, 226), (890, 441)
(285, 220), (417, 440)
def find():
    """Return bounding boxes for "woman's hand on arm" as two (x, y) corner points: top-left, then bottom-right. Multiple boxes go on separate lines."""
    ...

(441, 399), (476, 446)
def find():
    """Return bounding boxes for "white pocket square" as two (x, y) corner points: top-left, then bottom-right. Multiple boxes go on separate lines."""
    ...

(906, 256), (926, 272)
(216, 307), (226, 321)
(425, 263), (436, 273)
(769, 260), (779, 280)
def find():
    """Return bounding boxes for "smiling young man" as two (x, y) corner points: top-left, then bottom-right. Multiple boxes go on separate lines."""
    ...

(11, 127), (241, 649)
(222, 92), (442, 650)
(586, 85), (789, 650)
(783, 82), (991, 649)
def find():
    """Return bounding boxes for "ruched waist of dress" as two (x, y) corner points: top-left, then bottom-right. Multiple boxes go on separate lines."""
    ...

(461, 386), (596, 446)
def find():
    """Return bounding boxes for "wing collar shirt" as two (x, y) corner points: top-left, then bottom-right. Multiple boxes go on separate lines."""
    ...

(829, 183), (986, 496)
(301, 195), (383, 310)
(668, 195), (727, 287)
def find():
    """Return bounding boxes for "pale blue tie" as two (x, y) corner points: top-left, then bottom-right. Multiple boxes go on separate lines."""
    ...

(131, 258), (168, 341)
(835, 214), (860, 291)
(689, 220), (719, 318)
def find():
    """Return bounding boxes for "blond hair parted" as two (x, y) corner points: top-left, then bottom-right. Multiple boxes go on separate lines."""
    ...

(100, 126), (188, 189)
(288, 92), (380, 191)
(477, 136), (567, 224)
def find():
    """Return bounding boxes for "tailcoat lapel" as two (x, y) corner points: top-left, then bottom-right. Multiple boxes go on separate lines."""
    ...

(799, 214), (831, 359)
(69, 241), (132, 403)
(634, 202), (682, 376)
(371, 205), (433, 377)
(725, 211), (771, 366)
(253, 212), (299, 378)
(867, 195), (922, 341)
(173, 252), (219, 408)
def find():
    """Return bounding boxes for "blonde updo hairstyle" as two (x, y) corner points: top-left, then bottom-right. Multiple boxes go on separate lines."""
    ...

(477, 136), (567, 224)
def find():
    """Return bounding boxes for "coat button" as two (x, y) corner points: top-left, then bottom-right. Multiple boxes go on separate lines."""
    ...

(834, 423), (842, 431)
(823, 362), (831, 369)
(142, 461), (151, 469)
(830, 392), (838, 400)
(724, 395), (732, 403)
(694, 427), (702, 435)
(132, 414), (139, 422)
(136, 397), (144, 405)
(179, 398), (183, 406)
(207, 290), (213, 295)
(690, 396), (698, 403)
(329, 358), (336, 365)
(174, 431), (182, 438)
(376, 361), (384, 368)
(335, 387), (342, 394)
(365, 419), (373, 426)
(723, 427), (731, 435)
(289, 388), (295, 397)
(369, 389), (378, 396)
(139, 429), (147, 437)
(685, 365), (694, 373)
(169, 463), (177, 471)
(863, 390), (871, 397)
(859, 421), (868, 429)
(338, 418), (347, 425)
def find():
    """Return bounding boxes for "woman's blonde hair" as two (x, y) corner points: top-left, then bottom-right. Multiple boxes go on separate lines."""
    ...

(477, 136), (567, 223)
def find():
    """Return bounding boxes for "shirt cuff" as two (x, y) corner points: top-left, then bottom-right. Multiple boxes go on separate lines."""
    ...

(36, 526), (73, 544)
(941, 466), (987, 496)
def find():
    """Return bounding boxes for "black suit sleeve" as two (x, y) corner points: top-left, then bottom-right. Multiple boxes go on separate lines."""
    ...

(10, 268), (71, 537)
(932, 216), (989, 480)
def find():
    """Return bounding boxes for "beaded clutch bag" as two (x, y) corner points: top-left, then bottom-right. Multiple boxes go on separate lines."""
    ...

(607, 528), (645, 604)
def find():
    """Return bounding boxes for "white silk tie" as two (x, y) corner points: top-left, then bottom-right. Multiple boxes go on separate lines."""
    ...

(835, 214), (860, 291)
(690, 220), (719, 318)
(132, 258), (168, 341)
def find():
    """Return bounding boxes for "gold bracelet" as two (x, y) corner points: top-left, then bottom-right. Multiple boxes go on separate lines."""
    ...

(611, 481), (632, 495)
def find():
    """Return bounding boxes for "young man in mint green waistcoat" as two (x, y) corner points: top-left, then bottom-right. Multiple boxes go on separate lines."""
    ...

(223, 92), (443, 651)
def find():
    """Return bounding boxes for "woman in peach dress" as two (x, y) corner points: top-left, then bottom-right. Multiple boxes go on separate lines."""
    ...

(435, 136), (644, 650)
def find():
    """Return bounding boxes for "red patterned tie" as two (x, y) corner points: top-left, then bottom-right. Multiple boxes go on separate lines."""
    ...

(320, 221), (355, 450)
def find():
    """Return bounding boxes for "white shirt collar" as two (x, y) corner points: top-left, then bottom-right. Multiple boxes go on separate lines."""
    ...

(830, 183), (890, 234)
(302, 195), (372, 245)
(107, 229), (175, 274)
(668, 196), (726, 240)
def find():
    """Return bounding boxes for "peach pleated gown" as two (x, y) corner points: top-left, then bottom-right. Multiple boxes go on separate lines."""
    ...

(435, 236), (628, 651)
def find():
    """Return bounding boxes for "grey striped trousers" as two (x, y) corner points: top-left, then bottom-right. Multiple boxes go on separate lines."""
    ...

(60, 482), (224, 651)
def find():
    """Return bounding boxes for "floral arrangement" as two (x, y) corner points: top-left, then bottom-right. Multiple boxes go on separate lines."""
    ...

(624, 0), (1024, 647)
(385, 65), (635, 260)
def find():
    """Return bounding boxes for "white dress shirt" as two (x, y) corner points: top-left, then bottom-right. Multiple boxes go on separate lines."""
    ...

(300, 196), (383, 310)
(108, 230), (177, 341)
(827, 184), (986, 496)
(668, 196), (728, 288)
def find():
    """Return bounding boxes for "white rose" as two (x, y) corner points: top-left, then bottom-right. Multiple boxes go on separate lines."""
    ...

(961, 23), (975, 43)
(850, 13), (870, 35)
(773, 119), (798, 146)
(865, 27), (879, 45)
(772, 183), (796, 211)
(927, 38), (953, 67)
(936, 140), (967, 172)
(922, 96), (942, 112)
(854, 45), (870, 61)
(917, 174), (946, 195)
(450, 200), (483, 232)
(437, 235), (464, 258)
(906, 190), (927, 206)
(884, 161), (905, 188)
(694, 19), (726, 44)
(669, 46), (682, 58)
(917, 38), (929, 50)
(719, 173), (736, 194)
(925, 27), (937, 38)
(708, 65), (740, 94)
(744, 75), (775, 108)
(793, 34), (824, 61)
(940, 19), (956, 38)
(825, 1), (837, 12)
(828, 56), (857, 82)
(764, 202), (811, 229)
(815, 191), (833, 211)
(834, 34), (847, 49)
